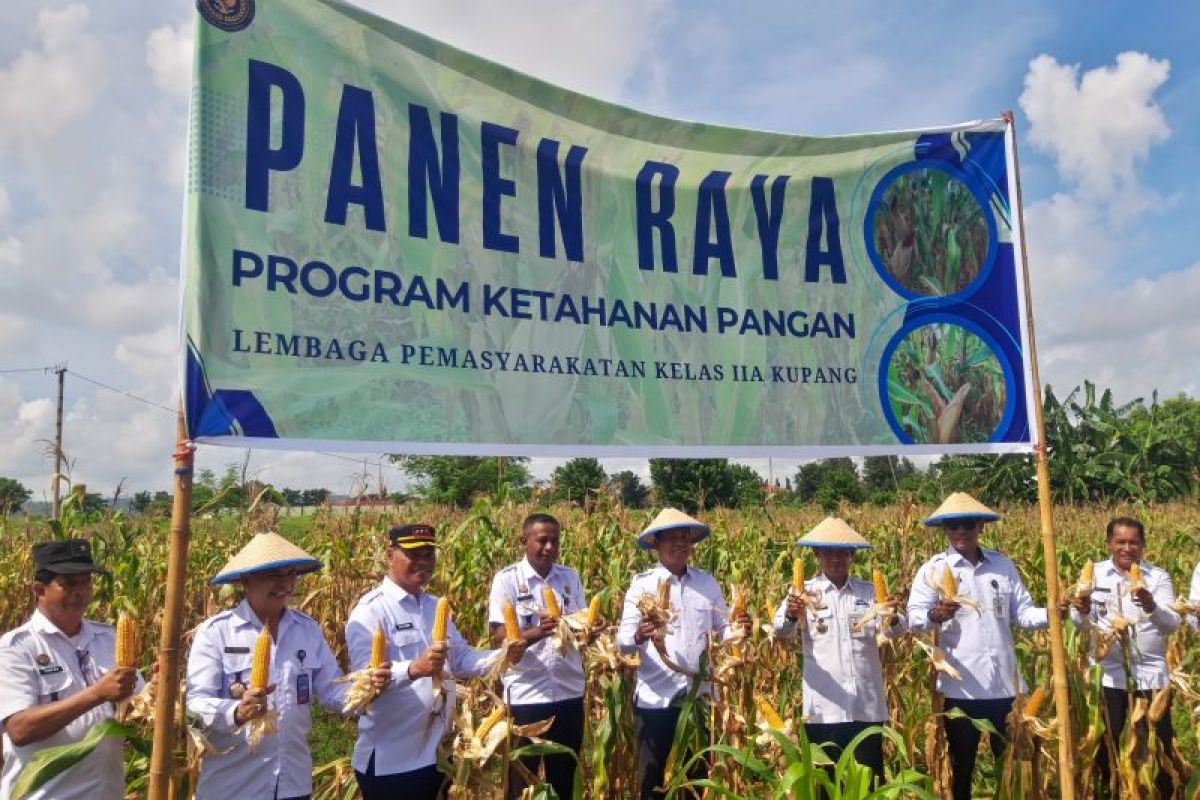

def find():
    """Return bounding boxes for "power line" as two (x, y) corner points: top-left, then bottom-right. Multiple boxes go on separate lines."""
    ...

(67, 369), (177, 414)
(0, 366), (54, 374)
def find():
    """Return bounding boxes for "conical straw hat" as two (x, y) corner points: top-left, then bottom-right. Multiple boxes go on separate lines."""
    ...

(637, 508), (710, 550)
(924, 492), (1000, 527)
(795, 517), (872, 550)
(211, 532), (323, 585)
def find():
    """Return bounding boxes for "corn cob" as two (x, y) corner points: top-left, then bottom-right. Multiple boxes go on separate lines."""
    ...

(586, 595), (602, 627)
(475, 705), (506, 740)
(1024, 686), (1048, 718)
(940, 566), (958, 600)
(754, 693), (786, 731)
(502, 601), (521, 642)
(115, 613), (137, 668)
(1080, 560), (1094, 588)
(729, 588), (746, 620)
(792, 557), (805, 593)
(1128, 562), (1143, 590)
(872, 569), (889, 604)
(543, 586), (561, 619)
(371, 623), (388, 668)
(432, 597), (450, 643)
(250, 629), (272, 690)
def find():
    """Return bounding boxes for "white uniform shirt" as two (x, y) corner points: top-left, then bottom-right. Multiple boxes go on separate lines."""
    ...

(186, 601), (347, 799)
(1069, 559), (1180, 690)
(907, 547), (1047, 700)
(616, 564), (730, 709)
(772, 575), (906, 724)
(488, 559), (586, 705)
(346, 578), (495, 776)
(1188, 562), (1200, 631)
(0, 611), (126, 800)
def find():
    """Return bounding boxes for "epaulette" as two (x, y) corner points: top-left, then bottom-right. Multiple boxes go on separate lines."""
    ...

(355, 588), (384, 606)
(290, 608), (318, 625)
(0, 627), (30, 647)
(634, 568), (656, 580)
(200, 609), (237, 629)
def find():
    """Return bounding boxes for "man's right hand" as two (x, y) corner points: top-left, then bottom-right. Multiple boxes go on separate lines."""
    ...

(90, 666), (137, 703)
(928, 601), (961, 624)
(233, 686), (272, 726)
(632, 617), (658, 645)
(524, 617), (558, 643)
(784, 593), (806, 622)
(407, 642), (448, 680)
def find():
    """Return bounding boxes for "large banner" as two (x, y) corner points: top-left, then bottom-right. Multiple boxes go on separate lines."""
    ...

(182, 0), (1037, 456)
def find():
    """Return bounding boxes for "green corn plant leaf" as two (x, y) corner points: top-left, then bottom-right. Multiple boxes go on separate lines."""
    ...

(11, 719), (139, 800)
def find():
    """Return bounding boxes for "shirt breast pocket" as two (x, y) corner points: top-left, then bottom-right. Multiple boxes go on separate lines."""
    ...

(849, 608), (873, 638)
(687, 602), (714, 638)
(391, 627), (424, 659)
(221, 655), (253, 697)
(36, 666), (74, 701)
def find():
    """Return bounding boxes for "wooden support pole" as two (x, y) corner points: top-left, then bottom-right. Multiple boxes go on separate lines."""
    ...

(148, 409), (194, 800)
(1004, 110), (1077, 800)
(52, 364), (66, 520)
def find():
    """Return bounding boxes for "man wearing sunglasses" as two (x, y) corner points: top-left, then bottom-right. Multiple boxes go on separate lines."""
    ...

(187, 532), (385, 800)
(0, 540), (140, 799)
(907, 493), (1048, 800)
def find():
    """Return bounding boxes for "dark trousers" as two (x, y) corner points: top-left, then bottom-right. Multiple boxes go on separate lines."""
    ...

(633, 705), (707, 800)
(805, 721), (885, 786)
(355, 754), (444, 800)
(944, 697), (1012, 800)
(1098, 686), (1176, 798)
(508, 697), (585, 800)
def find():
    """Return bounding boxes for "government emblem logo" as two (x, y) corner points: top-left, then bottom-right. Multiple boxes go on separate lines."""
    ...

(197, 0), (255, 32)
(36, 653), (50, 666)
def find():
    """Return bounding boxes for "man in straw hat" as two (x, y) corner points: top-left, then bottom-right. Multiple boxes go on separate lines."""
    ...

(0, 540), (141, 800)
(1068, 515), (1181, 797)
(773, 517), (905, 785)
(617, 508), (751, 800)
(187, 531), (382, 800)
(347, 523), (526, 799)
(907, 492), (1048, 800)
(488, 512), (591, 800)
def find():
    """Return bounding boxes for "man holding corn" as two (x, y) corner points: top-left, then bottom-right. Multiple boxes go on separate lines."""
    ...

(0, 540), (139, 800)
(772, 517), (905, 785)
(187, 532), (383, 800)
(617, 508), (751, 800)
(906, 493), (1047, 800)
(488, 512), (589, 800)
(1068, 516), (1181, 797)
(347, 523), (526, 799)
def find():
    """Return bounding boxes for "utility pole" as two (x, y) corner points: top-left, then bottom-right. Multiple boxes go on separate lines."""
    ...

(51, 363), (67, 521)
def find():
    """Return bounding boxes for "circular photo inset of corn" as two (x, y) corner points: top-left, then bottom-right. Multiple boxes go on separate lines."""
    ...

(885, 322), (1007, 444)
(872, 167), (990, 297)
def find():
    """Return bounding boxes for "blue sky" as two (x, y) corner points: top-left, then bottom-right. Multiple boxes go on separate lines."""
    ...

(1, 0), (1197, 498)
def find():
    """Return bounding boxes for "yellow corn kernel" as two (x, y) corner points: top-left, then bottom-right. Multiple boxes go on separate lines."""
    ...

(940, 566), (958, 600)
(432, 597), (451, 644)
(543, 586), (561, 619)
(792, 557), (804, 593)
(729, 588), (746, 620)
(872, 569), (889, 604)
(475, 705), (506, 740)
(1080, 560), (1094, 587)
(371, 623), (388, 668)
(115, 613), (137, 668)
(586, 595), (602, 627)
(754, 693), (785, 731)
(1128, 562), (1142, 588)
(250, 628), (272, 690)
(1023, 686), (1048, 718)
(502, 601), (521, 642)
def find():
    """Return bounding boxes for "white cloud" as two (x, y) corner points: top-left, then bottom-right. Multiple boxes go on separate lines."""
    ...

(1020, 52), (1170, 203)
(145, 23), (193, 99)
(0, 4), (108, 157)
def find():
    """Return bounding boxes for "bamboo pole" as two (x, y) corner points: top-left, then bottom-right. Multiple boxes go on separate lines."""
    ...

(1004, 110), (1077, 800)
(149, 409), (194, 800)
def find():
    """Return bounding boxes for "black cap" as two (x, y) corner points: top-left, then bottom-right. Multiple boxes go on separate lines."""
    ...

(388, 523), (438, 550)
(32, 540), (109, 577)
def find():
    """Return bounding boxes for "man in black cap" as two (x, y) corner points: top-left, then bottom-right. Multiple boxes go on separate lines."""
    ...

(0, 540), (139, 799)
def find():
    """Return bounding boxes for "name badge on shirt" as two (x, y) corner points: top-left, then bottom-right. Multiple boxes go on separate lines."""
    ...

(38, 665), (64, 675)
(296, 673), (311, 705)
(224, 646), (250, 654)
(394, 622), (414, 631)
(516, 591), (534, 602)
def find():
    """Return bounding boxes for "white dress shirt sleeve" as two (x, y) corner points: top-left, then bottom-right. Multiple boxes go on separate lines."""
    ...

(570, 571), (586, 614)
(771, 597), (797, 639)
(0, 643), (37, 727)
(1009, 568), (1049, 630)
(616, 575), (642, 656)
(712, 581), (733, 640)
(185, 622), (239, 733)
(1147, 569), (1181, 633)
(906, 562), (938, 634)
(487, 572), (509, 627)
(312, 633), (348, 713)
(447, 619), (497, 679)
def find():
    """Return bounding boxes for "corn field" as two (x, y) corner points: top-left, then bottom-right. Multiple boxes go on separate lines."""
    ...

(3, 494), (1200, 798)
